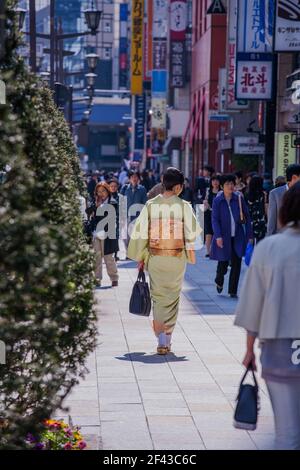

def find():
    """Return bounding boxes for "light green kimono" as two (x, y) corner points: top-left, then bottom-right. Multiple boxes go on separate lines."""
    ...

(128, 194), (201, 335)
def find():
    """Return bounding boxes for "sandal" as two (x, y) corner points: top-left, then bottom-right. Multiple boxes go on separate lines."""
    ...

(157, 346), (168, 355)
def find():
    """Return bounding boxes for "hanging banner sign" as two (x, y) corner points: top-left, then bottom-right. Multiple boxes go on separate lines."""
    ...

(144, 0), (153, 80)
(274, 133), (297, 177)
(119, 4), (128, 88)
(131, 0), (144, 95)
(170, 41), (186, 88)
(153, 0), (168, 39)
(237, 0), (274, 53)
(219, 68), (227, 112)
(152, 70), (168, 93)
(226, 0), (248, 109)
(170, 0), (187, 88)
(151, 97), (167, 129)
(134, 94), (146, 150)
(236, 53), (273, 100)
(170, 0), (187, 40)
(153, 40), (167, 69)
(274, 0), (300, 51)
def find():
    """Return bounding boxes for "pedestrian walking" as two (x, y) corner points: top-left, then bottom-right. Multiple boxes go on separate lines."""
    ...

(181, 177), (194, 205)
(147, 173), (164, 200)
(234, 171), (246, 193)
(91, 182), (119, 288)
(203, 175), (221, 257)
(127, 168), (201, 355)
(120, 171), (147, 248)
(109, 178), (121, 261)
(274, 175), (286, 188)
(87, 172), (99, 202)
(118, 167), (129, 186)
(194, 166), (214, 204)
(235, 182), (300, 450)
(210, 174), (253, 298)
(245, 175), (267, 243)
(267, 163), (300, 235)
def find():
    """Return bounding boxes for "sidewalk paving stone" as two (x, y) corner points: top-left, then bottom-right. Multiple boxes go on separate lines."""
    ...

(62, 250), (274, 450)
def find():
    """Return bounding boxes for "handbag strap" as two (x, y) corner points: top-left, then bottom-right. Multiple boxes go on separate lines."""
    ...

(137, 269), (146, 283)
(239, 365), (258, 391)
(238, 194), (245, 221)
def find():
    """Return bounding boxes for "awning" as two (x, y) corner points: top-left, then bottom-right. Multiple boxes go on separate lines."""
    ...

(89, 104), (131, 125)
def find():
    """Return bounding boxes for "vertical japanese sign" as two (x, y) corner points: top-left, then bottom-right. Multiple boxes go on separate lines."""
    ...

(275, 133), (296, 177)
(274, 0), (300, 51)
(131, 0), (144, 95)
(237, 0), (274, 53)
(151, 0), (168, 155)
(119, 3), (128, 88)
(151, 97), (167, 129)
(236, 1), (275, 101)
(153, 0), (168, 38)
(219, 68), (227, 112)
(226, 0), (248, 109)
(170, 0), (187, 88)
(144, 0), (153, 80)
(134, 94), (146, 150)
(236, 53), (273, 100)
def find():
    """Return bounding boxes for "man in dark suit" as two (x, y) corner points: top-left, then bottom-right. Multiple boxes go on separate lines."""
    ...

(267, 164), (300, 236)
(194, 165), (215, 203)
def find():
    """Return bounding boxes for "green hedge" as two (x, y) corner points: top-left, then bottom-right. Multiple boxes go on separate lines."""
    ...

(0, 1), (97, 449)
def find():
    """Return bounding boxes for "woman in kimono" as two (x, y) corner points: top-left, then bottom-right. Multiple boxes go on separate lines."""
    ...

(128, 167), (201, 355)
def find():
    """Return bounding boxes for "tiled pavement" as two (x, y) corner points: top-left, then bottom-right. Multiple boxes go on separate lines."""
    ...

(56, 250), (275, 450)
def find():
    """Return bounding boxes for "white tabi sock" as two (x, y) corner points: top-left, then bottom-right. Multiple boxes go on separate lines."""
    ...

(166, 334), (172, 348)
(158, 333), (167, 347)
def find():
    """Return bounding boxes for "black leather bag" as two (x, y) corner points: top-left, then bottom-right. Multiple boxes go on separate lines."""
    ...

(233, 365), (259, 431)
(129, 270), (151, 317)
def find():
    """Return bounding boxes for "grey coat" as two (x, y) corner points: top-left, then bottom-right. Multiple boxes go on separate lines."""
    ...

(267, 185), (287, 236)
(234, 227), (300, 339)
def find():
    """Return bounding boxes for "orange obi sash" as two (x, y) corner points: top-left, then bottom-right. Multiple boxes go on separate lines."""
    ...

(149, 218), (184, 257)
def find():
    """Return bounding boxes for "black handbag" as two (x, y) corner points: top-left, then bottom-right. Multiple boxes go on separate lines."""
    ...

(129, 269), (151, 317)
(233, 365), (259, 431)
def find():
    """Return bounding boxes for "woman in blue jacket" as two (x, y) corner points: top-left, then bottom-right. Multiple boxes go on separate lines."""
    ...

(210, 174), (253, 298)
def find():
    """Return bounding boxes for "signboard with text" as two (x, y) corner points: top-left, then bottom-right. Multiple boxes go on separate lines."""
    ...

(153, 40), (167, 70)
(144, 0), (153, 80)
(151, 97), (167, 129)
(153, 0), (168, 38)
(234, 136), (265, 154)
(237, 0), (274, 53)
(274, 0), (300, 51)
(134, 94), (146, 150)
(226, 0), (248, 109)
(170, 0), (187, 88)
(131, 0), (144, 95)
(119, 4), (128, 88)
(236, 53), (273, 100)
(275, 133), (297, 177)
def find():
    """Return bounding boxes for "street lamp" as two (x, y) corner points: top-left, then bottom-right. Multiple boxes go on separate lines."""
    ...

(86, 53), (99, 71)
(84, 9), (102, 36)
(15, 7), (27, 30)
(87, 86), (94, 99)
(85, 72), (97, 87)
(83, 109), (91, 118)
